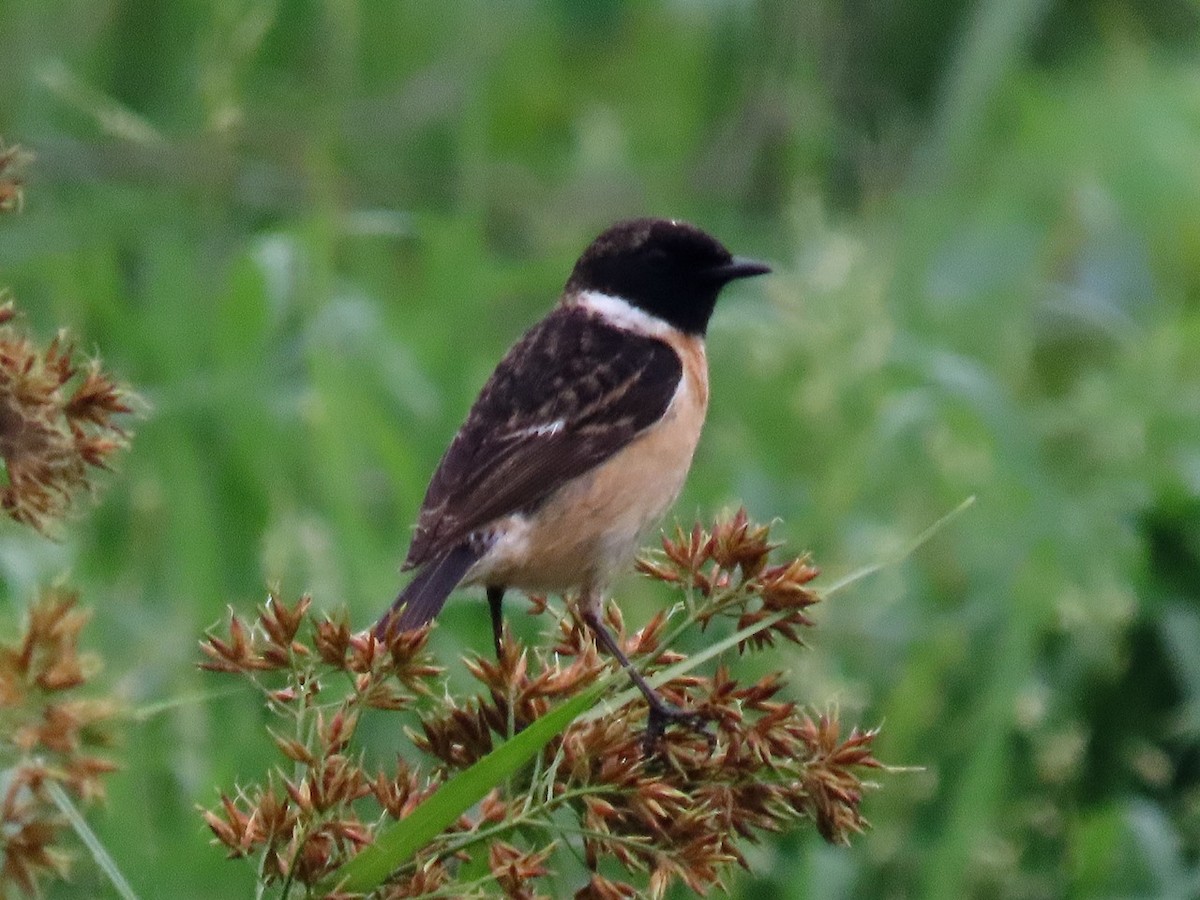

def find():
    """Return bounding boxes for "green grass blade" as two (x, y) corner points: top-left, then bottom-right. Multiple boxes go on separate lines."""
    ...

(128, 686), (245, 722)
(46, 780), (140, 900)
(329, 680), (607, 894)
(823, 495), (977, 596)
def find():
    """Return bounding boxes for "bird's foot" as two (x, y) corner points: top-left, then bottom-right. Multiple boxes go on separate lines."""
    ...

(642, 699), (714, 757)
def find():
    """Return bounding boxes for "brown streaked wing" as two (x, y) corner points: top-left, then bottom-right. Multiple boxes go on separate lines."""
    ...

(403, 305), (683, 570)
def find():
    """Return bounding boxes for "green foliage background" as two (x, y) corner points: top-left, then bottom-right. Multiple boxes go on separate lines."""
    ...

(2, 0), (1199, 896)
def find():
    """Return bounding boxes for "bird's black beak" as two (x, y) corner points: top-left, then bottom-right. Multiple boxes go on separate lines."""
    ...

(710, 256), (772, 283)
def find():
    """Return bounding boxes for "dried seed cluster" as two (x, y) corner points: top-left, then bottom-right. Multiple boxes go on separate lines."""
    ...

(200, 597), (447, 892)
(201, 512), (884, 898)
(0, 305), (133, 535)
(0, 588), (119, 894)
(636, 507), (821, 650)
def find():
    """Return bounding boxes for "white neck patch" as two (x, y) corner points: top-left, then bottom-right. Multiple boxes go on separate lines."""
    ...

(574, 290), (674, 339)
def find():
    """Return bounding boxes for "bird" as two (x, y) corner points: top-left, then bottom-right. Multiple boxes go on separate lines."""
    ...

(375, 217), (771, 745)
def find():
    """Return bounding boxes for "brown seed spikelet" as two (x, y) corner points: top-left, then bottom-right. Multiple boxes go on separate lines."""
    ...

(0, 307), (134, 535)
(0, 588), (119, 896)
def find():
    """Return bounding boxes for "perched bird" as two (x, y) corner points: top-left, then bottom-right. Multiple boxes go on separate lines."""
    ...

(376, 217), (770, 744)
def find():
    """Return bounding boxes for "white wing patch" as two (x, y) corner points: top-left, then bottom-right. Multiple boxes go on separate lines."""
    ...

(505, 419), (566, 440)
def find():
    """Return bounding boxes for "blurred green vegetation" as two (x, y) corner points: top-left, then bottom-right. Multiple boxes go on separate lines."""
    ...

(1, 0), (1199, 896)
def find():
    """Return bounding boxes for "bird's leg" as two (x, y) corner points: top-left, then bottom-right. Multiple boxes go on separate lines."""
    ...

(487, 586), (505, 660)
(580, 603), (711, 754)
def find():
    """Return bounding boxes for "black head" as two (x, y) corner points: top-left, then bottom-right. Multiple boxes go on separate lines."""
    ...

(565, 218), (771, 335)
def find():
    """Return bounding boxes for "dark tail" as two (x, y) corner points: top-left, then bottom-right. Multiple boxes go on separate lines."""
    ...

(374, 544), (481, 639)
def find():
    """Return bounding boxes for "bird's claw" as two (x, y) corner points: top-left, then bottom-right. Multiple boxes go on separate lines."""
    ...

(642, 701), (714, 757)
